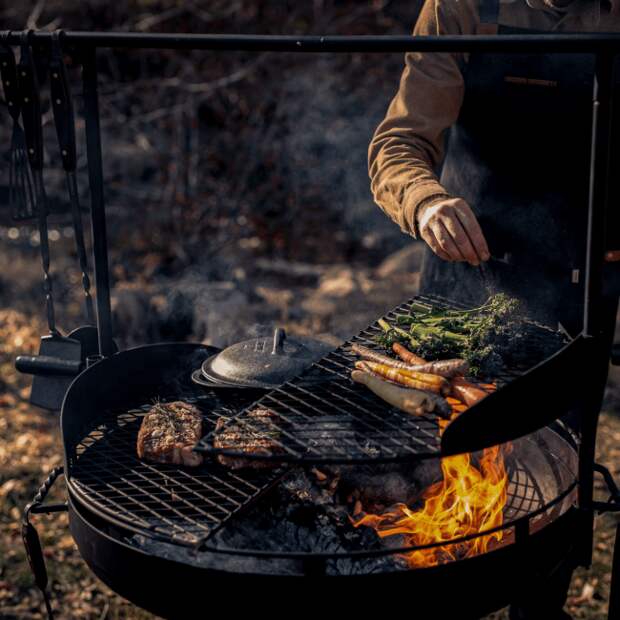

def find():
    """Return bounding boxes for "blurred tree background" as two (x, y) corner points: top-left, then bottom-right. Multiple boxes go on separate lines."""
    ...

(0, 0), (426, 350)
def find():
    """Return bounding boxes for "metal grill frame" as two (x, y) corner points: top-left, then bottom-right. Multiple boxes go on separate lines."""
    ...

(197, 294), (566, 465)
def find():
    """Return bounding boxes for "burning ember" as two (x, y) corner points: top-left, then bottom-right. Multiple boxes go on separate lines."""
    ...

(354, 400), (509, 567)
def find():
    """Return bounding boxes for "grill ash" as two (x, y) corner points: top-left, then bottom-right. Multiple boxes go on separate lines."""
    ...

(128, 463), (445, 575)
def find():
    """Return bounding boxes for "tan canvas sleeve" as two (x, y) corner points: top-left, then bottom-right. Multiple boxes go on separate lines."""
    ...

(368, 0), (479, 237)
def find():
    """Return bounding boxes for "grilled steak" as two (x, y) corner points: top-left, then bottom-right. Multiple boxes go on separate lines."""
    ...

(137, 401), (203, 467)
(214, 408), (282, 470)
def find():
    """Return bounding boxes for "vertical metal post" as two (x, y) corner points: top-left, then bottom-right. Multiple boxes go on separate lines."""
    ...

(82, 47), (115, 357)
(610, 522), (620, 620)
(584, 52), (614, 339)
(578, 51), (616, 566)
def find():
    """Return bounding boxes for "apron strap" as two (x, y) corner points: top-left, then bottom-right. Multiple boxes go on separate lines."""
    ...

(478, 0), (500, 34)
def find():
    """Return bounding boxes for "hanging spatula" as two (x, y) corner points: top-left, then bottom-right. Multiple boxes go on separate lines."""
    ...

(0, 31), (36, 220)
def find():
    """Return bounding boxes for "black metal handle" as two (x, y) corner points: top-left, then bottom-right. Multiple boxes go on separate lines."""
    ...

(22, 466), (66, 620)
(272, 327), (286, 354)
(49, 32), (76, 172)
(441, 335), (592, 456)
(22, 520), (48, 590)
(610, 522), (620, 620)
(593, 462), (620, 512)
(0, 33), (21, 122)
(15, 354), (82, 376)
(26, 466), (65, 510)
(17, 32), (44, 171)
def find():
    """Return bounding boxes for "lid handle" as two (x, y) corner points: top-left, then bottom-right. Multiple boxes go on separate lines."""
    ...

(272, 327), (286, 354)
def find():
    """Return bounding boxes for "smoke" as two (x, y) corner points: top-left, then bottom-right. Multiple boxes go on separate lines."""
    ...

(278, 54), (408, 246)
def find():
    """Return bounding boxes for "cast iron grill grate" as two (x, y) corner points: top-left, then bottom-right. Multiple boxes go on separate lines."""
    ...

(197, 295), (567, 465)
(69, 389), (284, 548)
(68, 397), (578, 558)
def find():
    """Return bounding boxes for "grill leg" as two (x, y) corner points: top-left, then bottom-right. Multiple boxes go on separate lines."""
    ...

(508, 560), (574, 620)
(610, 521), (620, 620)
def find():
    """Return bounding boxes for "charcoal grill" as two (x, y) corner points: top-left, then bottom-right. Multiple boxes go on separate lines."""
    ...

(53, 336), (582, 619)
(7, 30), (620, 620)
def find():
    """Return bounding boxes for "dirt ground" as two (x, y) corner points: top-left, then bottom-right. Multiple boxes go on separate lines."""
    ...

(1, 291), (619, 619)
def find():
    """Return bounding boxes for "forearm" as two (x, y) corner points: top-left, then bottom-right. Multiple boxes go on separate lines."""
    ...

(369, 131), (451, 237)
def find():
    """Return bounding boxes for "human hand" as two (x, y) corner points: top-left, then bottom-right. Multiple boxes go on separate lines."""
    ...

(417, 197), (490, 266)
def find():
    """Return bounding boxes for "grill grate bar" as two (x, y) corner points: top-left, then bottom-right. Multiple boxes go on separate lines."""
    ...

(265, 387), (404, 453)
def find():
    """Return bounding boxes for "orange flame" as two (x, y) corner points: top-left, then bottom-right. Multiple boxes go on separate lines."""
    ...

(354, 395), (509, 567)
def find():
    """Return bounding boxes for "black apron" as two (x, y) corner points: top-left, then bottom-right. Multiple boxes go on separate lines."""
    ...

(419, 0), (599, 334)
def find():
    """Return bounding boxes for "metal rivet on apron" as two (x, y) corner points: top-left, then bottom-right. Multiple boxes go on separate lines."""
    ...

(21, 71), (26, 77)
(5, 80), (9, 86)
(571, 269), (580, 284)
(24, 96), (29, 102)
(61, 149), (67, 156)
(53, 72), (58, 78)
(29, 148), (34, 154)
(56, 98), (61, 104)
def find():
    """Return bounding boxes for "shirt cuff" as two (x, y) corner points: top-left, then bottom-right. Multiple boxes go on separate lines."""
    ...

(403, 182), (452, 238)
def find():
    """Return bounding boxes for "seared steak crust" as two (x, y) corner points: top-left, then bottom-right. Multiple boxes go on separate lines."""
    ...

(214, 408), (282, 470)
(137, 401), (203, 467)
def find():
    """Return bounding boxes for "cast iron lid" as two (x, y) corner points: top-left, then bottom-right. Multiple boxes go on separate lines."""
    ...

(199, 327), (331, 389)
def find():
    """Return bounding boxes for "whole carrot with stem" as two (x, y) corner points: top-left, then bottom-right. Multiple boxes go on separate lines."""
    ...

(355, 361), (449, 395)
(352, 344), (468, 378)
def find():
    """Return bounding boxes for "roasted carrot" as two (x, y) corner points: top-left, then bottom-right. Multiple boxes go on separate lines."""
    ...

(351, 370), (431, 416)
(477, 381), (498, 393)
(392, 342), (427, 365)
(391, 365), (451, 395)
(355, 361), (449, 395)
(407, 359), (469, 378)
(351, 344), (406, 368)
(352, 344), (467, 379)
(450, 377), (489, 406)
(446, 396), (467, 415)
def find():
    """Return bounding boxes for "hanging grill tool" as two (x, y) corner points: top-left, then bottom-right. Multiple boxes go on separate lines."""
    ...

(0, 31), (35, 220)
(49, 32), (95, 325)
(14, 32), (102, 410)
